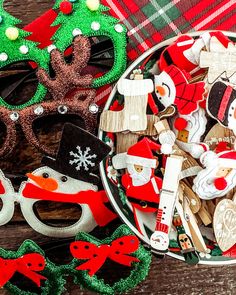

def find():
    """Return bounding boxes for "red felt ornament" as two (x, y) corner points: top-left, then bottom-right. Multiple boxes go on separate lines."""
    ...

(60, 1), (73, 14)
(174, 117), (188, 131)
(214, 177), (228, 191)
(0, 254), (46, 288)
(70, 236), (140, 276)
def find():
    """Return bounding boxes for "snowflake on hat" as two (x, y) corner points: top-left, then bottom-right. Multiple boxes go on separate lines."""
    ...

(172, 107), (208, 158)
(193, 150), (236, 200)
(207, 81), (236, 135)
(154, 65), (205, 115)
(159, 32), (231, 75)
(112, 138), (163, 233)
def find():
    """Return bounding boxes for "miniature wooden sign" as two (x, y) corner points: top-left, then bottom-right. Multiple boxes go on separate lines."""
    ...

(100, 78), (154, 133)
(200, 36), (236, 83)
(213, 193), (236, 251)
(204, 123), (235, 151)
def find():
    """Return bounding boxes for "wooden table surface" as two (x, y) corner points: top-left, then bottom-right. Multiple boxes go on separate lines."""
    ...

(1, 1), (236, 294)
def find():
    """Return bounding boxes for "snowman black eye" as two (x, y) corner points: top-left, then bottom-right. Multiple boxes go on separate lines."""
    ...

(61, 176), (68, 182)
(42, 173), (49, 178)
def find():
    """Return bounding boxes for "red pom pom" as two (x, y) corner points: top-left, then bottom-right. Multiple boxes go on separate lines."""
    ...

(60, 1), (73, 14)
(214, 177), (227, 191)
(174, 117), (188, 131)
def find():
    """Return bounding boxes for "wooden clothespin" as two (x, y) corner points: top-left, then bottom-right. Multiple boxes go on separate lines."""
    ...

(180, 181), (201, 214)
(197, 200), (212, 226)
(154, 119), (202, 178)
(150, 155), (183, 254)
(213, 192), (236, 251)
(178, 185), (208, 253)
(116, 114), (159, 154)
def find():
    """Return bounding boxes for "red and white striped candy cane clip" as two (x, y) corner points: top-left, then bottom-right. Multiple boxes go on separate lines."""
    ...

(150, 155), (183, 254)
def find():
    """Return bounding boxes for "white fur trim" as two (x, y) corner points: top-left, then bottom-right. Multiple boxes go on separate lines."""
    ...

(177, 39), (194, 47)
(151, 177), (160, 194)
(126, 155), (157, 168)
(112, 153), (127, 169)
(218, 158), (236, 169)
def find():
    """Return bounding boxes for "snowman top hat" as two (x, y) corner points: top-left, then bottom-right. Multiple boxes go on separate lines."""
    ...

(42, 123), (111, 184)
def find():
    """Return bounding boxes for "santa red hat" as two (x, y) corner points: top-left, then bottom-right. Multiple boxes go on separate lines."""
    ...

(201, 150), (236, 168)
(159, 35), (196, 72)
(126, 138), (161, 168)
(112, 138), (161, 170)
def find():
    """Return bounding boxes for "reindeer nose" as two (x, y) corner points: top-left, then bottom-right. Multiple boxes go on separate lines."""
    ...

(156, 86), (166, 96)
(26, 173), (58, 191)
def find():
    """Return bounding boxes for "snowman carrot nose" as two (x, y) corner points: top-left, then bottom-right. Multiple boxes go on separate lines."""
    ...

(26, 173), (58, 191)
(156, 86), (166, 96)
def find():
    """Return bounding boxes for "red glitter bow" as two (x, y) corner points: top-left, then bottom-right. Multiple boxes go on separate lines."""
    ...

(0, 253), (46, 287)
(70, 236), (140, 276)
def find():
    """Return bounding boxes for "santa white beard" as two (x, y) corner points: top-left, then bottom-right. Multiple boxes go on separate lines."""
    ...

(127, 164), (152, 186)
(193, 166), (236, 200)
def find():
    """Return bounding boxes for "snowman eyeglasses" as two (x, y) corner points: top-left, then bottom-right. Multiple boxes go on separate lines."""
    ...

(0, 168), (98, 238)
(0, 89), (98, 158)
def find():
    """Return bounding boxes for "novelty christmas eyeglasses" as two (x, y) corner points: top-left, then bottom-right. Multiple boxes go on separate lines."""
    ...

(0, 0), (127, 110)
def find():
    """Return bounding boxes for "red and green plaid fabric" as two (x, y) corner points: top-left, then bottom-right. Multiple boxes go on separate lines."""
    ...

(97, 0), (236, 104)
(102, 0), (236, 60)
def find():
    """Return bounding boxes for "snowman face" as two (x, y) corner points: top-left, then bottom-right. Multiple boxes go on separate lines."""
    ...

(154, 71), (176, 108)
(150, 231), (169, 251)
(27, 166), (98, 193)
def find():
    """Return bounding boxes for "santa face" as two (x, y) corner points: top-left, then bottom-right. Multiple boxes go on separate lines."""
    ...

(127, 163), (152, 186)
(193, 165), (236, 200)
(26, 166), (98, 193)
(155, 71), (176, 108)
(150, 231), (169, 251)
(227, 99), (236, 134)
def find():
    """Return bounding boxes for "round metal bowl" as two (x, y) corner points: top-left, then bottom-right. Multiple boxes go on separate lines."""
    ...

(99, 31), (236, 265)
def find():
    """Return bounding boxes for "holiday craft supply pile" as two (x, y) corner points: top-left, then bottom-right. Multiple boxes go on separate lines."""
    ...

(99, 30), (236, 264)
(0, 0), (236, 293)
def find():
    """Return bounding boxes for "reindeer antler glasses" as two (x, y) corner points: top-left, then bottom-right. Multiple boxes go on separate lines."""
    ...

(0, 36), (99, 158)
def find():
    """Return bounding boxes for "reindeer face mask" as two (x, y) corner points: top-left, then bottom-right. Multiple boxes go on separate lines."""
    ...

(0, 123), (117, 237)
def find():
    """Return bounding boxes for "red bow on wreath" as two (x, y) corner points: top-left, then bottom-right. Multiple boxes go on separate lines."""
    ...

(70, 236), (140, 276)
(0, 253), (46, 287)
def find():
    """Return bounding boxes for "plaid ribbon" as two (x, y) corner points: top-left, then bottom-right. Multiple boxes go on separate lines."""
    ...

(98, 0), (236, 104)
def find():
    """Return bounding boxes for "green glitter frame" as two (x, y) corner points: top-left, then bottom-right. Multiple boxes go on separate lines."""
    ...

(0, 226), (151, 295)
(52, 0), (127, 88)
(66, 225), (151, 295)
(0, 0), (50, 110)
(0, 0), (127, 110)
(1, 240), (65, 295)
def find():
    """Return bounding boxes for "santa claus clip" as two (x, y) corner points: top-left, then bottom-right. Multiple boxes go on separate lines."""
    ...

(112, 138), (163, 233)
